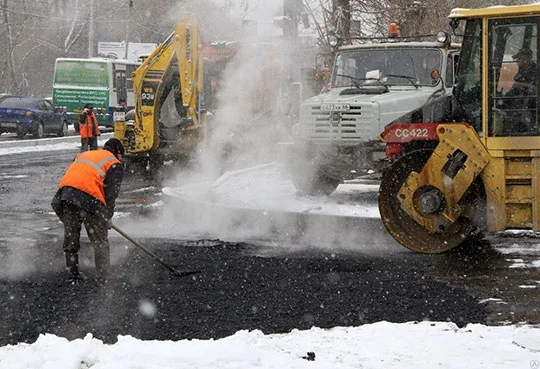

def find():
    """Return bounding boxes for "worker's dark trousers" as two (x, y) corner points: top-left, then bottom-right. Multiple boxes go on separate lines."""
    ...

(80, 136), (98, 152)
(60, 202), (110, 276)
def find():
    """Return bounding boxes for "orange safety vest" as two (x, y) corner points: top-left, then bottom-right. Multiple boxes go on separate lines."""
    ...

(58, 149), (120, 205)
(80, 112), (99, 139)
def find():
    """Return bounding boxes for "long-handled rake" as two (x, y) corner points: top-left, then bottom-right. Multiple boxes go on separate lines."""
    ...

(110, 222), (200, 278)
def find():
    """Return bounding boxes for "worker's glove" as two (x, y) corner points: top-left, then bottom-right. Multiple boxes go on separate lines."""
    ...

(107, 219), (113, 230)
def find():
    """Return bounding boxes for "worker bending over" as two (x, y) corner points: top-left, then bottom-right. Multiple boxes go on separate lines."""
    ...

(51, 138), (124, 282)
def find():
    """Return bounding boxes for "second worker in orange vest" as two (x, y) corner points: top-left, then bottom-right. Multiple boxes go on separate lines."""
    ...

(79, 103), (100, 152)
(51, 138), (124, 282)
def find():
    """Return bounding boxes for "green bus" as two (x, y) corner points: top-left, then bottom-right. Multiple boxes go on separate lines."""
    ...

(52, 58), (139, 129)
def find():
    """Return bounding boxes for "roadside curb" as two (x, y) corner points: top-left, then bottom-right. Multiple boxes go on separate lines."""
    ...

(0, 132), (113, 149)
(161, 186), (395, 249)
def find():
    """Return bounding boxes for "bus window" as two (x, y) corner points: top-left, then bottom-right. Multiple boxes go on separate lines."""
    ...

(54, 60), (108, 88)
(115, 70), (127, 102)
(126, 64), (137, 91)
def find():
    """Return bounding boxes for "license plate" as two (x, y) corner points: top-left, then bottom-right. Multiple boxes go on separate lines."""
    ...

(113, 111), (126, 122)
(0, 122), (17, 128)
(320, 104), (350, 112)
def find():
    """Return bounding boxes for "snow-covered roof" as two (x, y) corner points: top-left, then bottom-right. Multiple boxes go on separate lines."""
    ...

(449, 4), (540, 19)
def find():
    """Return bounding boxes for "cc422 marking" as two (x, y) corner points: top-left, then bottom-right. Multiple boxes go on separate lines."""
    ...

(393, 127), (429, 138)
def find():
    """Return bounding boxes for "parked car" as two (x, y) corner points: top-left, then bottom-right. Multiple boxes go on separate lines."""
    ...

(0, 94), (15, 102)
(0, 96), (69, 138)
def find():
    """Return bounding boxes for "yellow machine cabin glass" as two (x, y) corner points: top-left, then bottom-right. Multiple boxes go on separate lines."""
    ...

(453, 19), (483, 134)
(488, 17), (539, 137)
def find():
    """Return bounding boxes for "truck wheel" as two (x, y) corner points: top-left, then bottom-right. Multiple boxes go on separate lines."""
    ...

(291, 170), (340, 196)
(123, 157), (147, 177)
(146, 153), (165, 176)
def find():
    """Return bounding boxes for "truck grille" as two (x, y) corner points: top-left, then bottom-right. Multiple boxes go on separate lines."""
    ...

(300, 104), (373, 141)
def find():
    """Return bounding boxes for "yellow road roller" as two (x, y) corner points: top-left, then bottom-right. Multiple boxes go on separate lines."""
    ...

(379, 4), (540, 253)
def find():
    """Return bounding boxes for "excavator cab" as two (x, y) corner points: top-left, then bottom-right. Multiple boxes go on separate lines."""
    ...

(379, 4), (540, 253)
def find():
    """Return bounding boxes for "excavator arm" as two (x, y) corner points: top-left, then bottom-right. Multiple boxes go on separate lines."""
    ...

(116, 14), (204, 157)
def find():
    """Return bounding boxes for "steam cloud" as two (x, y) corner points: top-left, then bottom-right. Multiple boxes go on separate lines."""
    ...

(122, 0), (389, 252)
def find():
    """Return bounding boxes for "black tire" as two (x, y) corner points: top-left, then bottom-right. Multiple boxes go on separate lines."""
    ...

(57, 121), (69, 137)
(32, 122), (44, 139)
(16, 125), (25, 139)
(146, 153), (165, 177)
(378, 149), (485, 253)
(122, 157), (147, 177)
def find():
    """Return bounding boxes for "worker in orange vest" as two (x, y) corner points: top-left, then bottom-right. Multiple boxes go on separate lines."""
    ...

(51, 138), (124, 282)
(79, 103), (100, 151)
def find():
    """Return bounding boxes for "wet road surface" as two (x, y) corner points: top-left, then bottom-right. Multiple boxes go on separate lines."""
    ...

(0, 146), (538, 346)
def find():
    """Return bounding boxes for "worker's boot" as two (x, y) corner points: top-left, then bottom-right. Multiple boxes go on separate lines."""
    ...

(65, 252), (86, 283)
(94, 246), (110, 281)
(65, 252), (79, 276)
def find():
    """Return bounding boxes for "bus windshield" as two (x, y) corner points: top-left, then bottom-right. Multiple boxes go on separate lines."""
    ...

(54, 60), (108, 88)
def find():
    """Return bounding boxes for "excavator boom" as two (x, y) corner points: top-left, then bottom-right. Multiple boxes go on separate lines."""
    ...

(115, 14), (204, 161)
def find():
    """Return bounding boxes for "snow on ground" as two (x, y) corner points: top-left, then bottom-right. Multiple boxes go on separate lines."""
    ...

(1, 138), (539, 368)
(1, 322), (539, 369)
(162, 162), (380, 218)
(0, 132), (111, 155)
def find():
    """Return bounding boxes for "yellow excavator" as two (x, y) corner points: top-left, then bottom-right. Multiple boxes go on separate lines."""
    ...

(114, 14), (205, 171)
(379, 4), (540, 253)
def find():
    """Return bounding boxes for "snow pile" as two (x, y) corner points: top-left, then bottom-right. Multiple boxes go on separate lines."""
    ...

(163, 163), (380, 218)
(1, 322), (539, 369)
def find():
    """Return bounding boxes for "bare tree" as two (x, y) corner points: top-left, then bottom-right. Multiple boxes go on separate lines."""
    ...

(1, 0), (24, 93)
(0, 0), (533, 97)
(332, 0), (350, 40)
(306, 0), (531, 47)
(60, 0), (86, 54)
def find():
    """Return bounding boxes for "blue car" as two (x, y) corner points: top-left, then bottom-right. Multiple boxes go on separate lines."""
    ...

(0, 96), (69, 139)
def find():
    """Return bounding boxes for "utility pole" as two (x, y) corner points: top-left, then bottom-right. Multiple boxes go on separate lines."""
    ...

(125, 0), (133, 59)
(88, 0), (95, 57)
(283, 0), (299, 40)
(282, 0), (302, 116)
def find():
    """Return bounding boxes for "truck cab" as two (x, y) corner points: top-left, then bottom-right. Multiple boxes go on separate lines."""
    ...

(289, 35), (460, 195)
